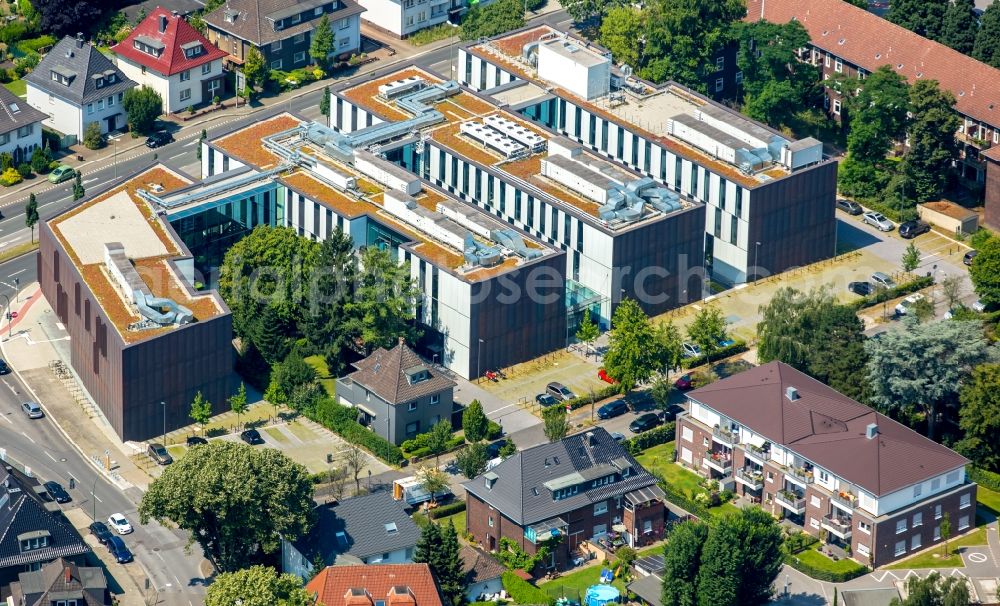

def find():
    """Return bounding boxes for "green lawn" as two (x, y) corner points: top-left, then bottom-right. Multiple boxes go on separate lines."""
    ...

(287, 420), (318, 442)
(264, 426), (290, 443)
(304, 355), (336, 396)
(538, 563), (626, 600)
(977, 484), (1000, 517)
(407, 23), (457, 46)
(3, 80), (26, 97)
(436, 510), (467, 533)
(794, 547), (868, 575)
(884, 526), (988, 569)
(635, 442), (738, 518)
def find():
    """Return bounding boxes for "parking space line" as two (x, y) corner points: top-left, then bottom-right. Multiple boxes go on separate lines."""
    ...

(20, 432), (34, 443)
(44, 451), (56, 462)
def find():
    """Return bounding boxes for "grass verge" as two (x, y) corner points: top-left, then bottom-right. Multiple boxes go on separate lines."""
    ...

(408, 23), (457, 46)
(264, 426), (289, 443)
(304, 354), (336, 395)
(0, 241), (38, 264)
(884, 526), (988, 569)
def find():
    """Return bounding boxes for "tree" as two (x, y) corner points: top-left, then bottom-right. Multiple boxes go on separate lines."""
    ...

(460, 0), (525, 41)
(736, 20), (819, 128)
(426, 420), (454, 466)
(599, 7), (644, 69)
(604, 299), (662, 392)
(498, 439), (517, 459)
(542, 406), (569, 442)
(24, 193), (38, 243)
(309, 15), (334, 65)
(902, 80), (960, 203)
(436, 522), (467, 606)
(887, 0), (949, 40)
(695, 507), (784, 606)
(72, 172), (85, 201)
(455, 442), (489, 479)
(656, 320), (684, 373)
(909, 296), (936, 323)
(30, 147), (50, 174)
(954, 364), (1000, 471)
(902, 242), (922, 272)
(299, 227), (356, 372)
(122, 86), (163, 135)
(970, 236), (1000, 306)
(941, 275), (963, 311)
(229, 382), (248, 427)
(33, 0), (105, 37)
(319, 86), (331, 118)
(974, 2), (1000, 68)
(939, 0), (978, 54)
(661, 521), (709, 606)
(575, 308), (600, 357)
(414, 520), (442, 567)
(416, 465), (449, 505)
(687, 306), (728, 358)
(890, 571), (970, 606)
(940, 513), (951, 556)
(138, 441), (314, 572)
(462, 400), (489, 443)
(243, 47), (268, 90)
(82, 121), (104, 150)
(341, 246), (421, 354)
(271, 352), (318, 409)
(204, 565), (313, 606)
(196, 129), (207, 160)
(189, 391), (212, 432)
(562, 0), (627, 22)
(344, 444), (366, 494)
(865, 319), (997, 438)
(650, 376), (673, 411)
(842, 66), (911, 165)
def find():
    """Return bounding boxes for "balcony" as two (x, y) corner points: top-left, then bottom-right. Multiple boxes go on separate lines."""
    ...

(744, 443), (769, 465)
(712, 427), (739, 447)
(831, 491), (857, 512)
(775, 490), (806, 514)
(821, 514), (852, 540)
(784, 466), (814, 487)
(735, 467), (763, 491)
(704, 450), (733, 474)
(957, 131), (991, 150)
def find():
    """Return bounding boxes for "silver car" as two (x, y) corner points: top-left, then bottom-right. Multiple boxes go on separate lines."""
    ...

(21, 402), (43, 419)
(871, 272), (896, 290)
(863, 211), (894, 232)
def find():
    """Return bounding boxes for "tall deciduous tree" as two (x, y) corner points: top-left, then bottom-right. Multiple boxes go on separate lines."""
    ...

(974, 2), (1000, 67)
(33, 0), (105, 37)
(599, 7), (644, 69)
(846, 66), (911, 164)
(121, 86), (162, 135)
(686, 306), (729, 358)
(865, 319), (996, 438)
(902, 80), (960, 203)
(243, 47), (268, 90)
(656, 320), (684, 373)
(561, 0), (627, 22)
(939, 0), (979, 55)
(887, 0), (949, 40)
(604, 299), (661, 392)
(902, 242), (922, 272)
(229, 382), (248, 428)
(955, 364), (1000, 472)
(426, 420), (454, 466)
(455, 442), (489, 479)
(970, 236), (1000, 306)
(204, 565), (313, 606)
(736, 20), (819, 128)
(138, 442), (314, 572)
(416, 465), (449, 504)
(344, 444), (366, 494)
(189, 391), (212, 431)
(889, 571), (970, 606)
(661, 521), (709, 606)
(459, 0), (525, 41)
(695, 507), (784, 606)
(575, 308), (600, 357)
(542, 406), (569, 442)
(342, 246), (421, 353)
(24, 193), (38, 243)
(462, 399), (489, 443)
(309, 15), (334, 65)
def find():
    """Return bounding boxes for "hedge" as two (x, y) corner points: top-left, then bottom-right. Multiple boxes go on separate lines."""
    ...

(309, 398), (405, 466)
(562, 384), (622, 411)
(501, 572), (552, 605)
(783, 552), (868, 583)
(847, 275), (934, 312)
(968, 466), (1000, 492)
(681, 340), (749, 370)
(428, 500), (466, 520)
(623, 422), (675, 455)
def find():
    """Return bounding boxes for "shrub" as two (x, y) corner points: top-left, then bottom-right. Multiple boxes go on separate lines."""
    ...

(428, 500), (466, 520)
(15, 34), (56, 55)
(501, 572), (552, 605)
(968, 466), (1000, 492)
(212, 95), (221, 105)
(783, 531), (819, 555)
(42, 130), (61, 152)
(0, 21), (29, 46)
(681, 340), (749, 369)
(560, 384), (621, 411)
(847, 275), (934, 311)
(623, 422), (675, 455)
(15, 163), (31, 178)
(30, 147), (50, 173)
(309, 398), (404, 465)
(0, 167), (23, 186)
(83, 121), (105, 150)
(12, 52), (39, 77)
(48, 160), (60, 171)
(486, 420), (502, 440)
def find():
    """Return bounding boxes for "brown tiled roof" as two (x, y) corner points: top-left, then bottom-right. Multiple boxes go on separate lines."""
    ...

(460, 546), (505, 584)
(919, 201), (977, 220)
(305, 564), (443, 606)
(202, 0), (365, 46)
(687, 361), (968, 496)
(982, 145), (1000, 162)
(346, 339), (455, 405)
(746, 0), (1000, 128)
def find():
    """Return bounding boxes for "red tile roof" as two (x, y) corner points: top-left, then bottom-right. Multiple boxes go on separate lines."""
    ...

(112, 7), (227, 76)
(687, 361), (969, 496)
(745, 0), (1000, 128)
(306, 564), (443, 606)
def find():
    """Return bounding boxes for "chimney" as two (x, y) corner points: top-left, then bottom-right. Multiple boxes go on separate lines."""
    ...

(866, 423), (878, 440)
(64, 566), (72, 584)
(171, 10), (179, 17)
(785, 386), (799, 401)
(159, 14), (168, 33)
(586, 431), (597, 446)
(75, 32), (84, 49)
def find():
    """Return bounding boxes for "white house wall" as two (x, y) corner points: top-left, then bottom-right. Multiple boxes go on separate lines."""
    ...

(116, 57), (224, 114)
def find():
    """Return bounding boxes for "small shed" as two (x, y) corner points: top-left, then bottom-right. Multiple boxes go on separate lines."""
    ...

(918, 201), (978, 235)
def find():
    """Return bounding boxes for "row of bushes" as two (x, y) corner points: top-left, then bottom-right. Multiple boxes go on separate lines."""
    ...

(563, 384), (622, 411)
(784, 552), (868, 583)
(310, 398), (405, 465)
(968, 466), (1000, 493)
(15, 34), (55, 55)
(783, 532), (820, 555)
(622, 422), (675, 455)
(269, 66), (326, 92)
(681, 340), (749, 370)
(501, 572), (552, 606)
(847, 275), (934, 312)
(427, 500), (466, 520)
(402, 435), (465, 460)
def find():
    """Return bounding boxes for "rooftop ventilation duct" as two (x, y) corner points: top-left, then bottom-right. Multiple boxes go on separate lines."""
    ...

(786, 386), (800, 401)
(866, 423), (879, 440)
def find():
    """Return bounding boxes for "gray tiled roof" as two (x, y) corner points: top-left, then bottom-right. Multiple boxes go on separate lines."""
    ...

(0, 468), (90, 570)
(11, 558), (109, 606)
(462, 427), (660, 526)
(0, 86), (47, 137)
(202, 0), (365, 46)
(25, 36), (135, 106)
(345, 340), (455, 405)
(294, 491), (420, 564)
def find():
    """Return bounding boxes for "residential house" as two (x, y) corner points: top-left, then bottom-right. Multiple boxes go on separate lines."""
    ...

(305, 563), (444, 606)
(336, 339), (456, 444)
(0, 466), (90, 586)
(25, 34), (136, 142)
(460, 546), (504, 603)
(745, 0), (1000, 184)
(201, 0), (365, 72)
(675, 361), (976, 567)
(0, 85), (47, 165)
(357, 0), (484, 39)
(6, 557), (111, 606)
(281, 491), (421, 580)
(462, 427), (667, 572)
(112, 8), (228, 114)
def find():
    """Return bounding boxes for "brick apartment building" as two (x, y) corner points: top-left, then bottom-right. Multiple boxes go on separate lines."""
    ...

(462, 427), (666, 572)
(676, 361), (976, 567)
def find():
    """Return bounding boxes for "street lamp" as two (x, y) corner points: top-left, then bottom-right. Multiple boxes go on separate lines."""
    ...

(753, 241), (762, 284)
(109, 134), (121, 180)
(160, 401), (166, 445)
(477, 338), (484, 383)
(91, 473), (100, 521)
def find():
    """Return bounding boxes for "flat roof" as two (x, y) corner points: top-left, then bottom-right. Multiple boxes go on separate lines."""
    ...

(49, 166), (225, 344)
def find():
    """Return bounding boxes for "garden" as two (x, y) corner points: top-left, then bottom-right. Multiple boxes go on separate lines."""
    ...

(635, 441), (740, 519)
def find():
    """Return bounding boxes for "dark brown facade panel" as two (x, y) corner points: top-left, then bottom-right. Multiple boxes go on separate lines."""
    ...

(984, 157), (1000, 231)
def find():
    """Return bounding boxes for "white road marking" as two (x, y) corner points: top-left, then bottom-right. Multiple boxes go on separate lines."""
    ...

(83, 178), (99, 184)
(2, 379), (16, 395)
(94, 494), (103, 503)
(183, 139), (199, 147)
(44, 451), (56, 462)
(20, 432), (34, 443)
(7, 268), (26, 276)
(0, 413), (11, 424)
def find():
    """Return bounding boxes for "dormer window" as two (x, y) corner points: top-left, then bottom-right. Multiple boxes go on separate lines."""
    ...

(96, 77), (104, 89)
(17, 530), (50, 552)
(274, 19), (285, 31)
(290, 12), (301, 24)
(182, 41), (204, 59)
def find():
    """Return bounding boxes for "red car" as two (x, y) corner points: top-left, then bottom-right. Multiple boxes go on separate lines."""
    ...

(674, 374), (693, 390)
(598, 368), (618, 384)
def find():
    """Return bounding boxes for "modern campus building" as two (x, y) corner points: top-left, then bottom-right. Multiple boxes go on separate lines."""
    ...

(37, 166), (234, 442)
(675, 361), (976, 567)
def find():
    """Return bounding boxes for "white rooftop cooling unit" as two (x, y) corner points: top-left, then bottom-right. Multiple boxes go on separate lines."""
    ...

(378, 76), (425, 100)
(460, 121), (526, 159)
(483, 115), (547, 153)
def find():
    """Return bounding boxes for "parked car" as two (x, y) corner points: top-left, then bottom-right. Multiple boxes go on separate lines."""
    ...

(894, 293), (926, 316)
(964, 250), (979, 266)
(107, 513), (133, 535)
(186, 436), (207, 446)
(486, 439), (511, 459)
(147, 443), (173, 465)
(240, 429), (264, 445)
(0, 358), (9, 374)
(661, 404), (685, 422)
(863, 211), (894, 231)
(21, 401), (43, 419)
(836, 199), (863, 215)
(89, 521), (113, 545)
(674, 374), (693, 390)
(597, 399), (629, 419)
(972, 299), (987, 312)
(107, 536), (133, 564)
(848, 281), (874, 296)
(535, 393), (558, 407)
(47, 165), (75, 184)
(899, 220), (930, 239)
(609, 432), (626, 443)
(717, 338), (735, 348)
(43, 481), (71, 503)
(681, 342), (701, 358)
(629, 413), (661, 433)
(546, 382), (575, 401)
(597, 368), (617, 384)
(871, 272), (897, 289)
(145, 131), (174, 149)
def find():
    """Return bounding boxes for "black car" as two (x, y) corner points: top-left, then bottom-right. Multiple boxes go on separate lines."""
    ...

(107, 536), (133, 563)
(0, 358), (9, 374)
(535, 393), (558, 407)
(145, 131), (174, 149)
(186, 436), (207, 446)
(628, 412), (661, 433)
(964, 250), (979, 266)
(899, 220), (931, 239)
(89, 521), (113, 545)
(661, 404), (685, 422)
(486, 438), (510, 459)
(836, 199), (863, 215)
(240, 429), (263, 445)
(43, 481), (71, 503)
(848, 281), (874, 296)
(597, 399), (629, 420)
